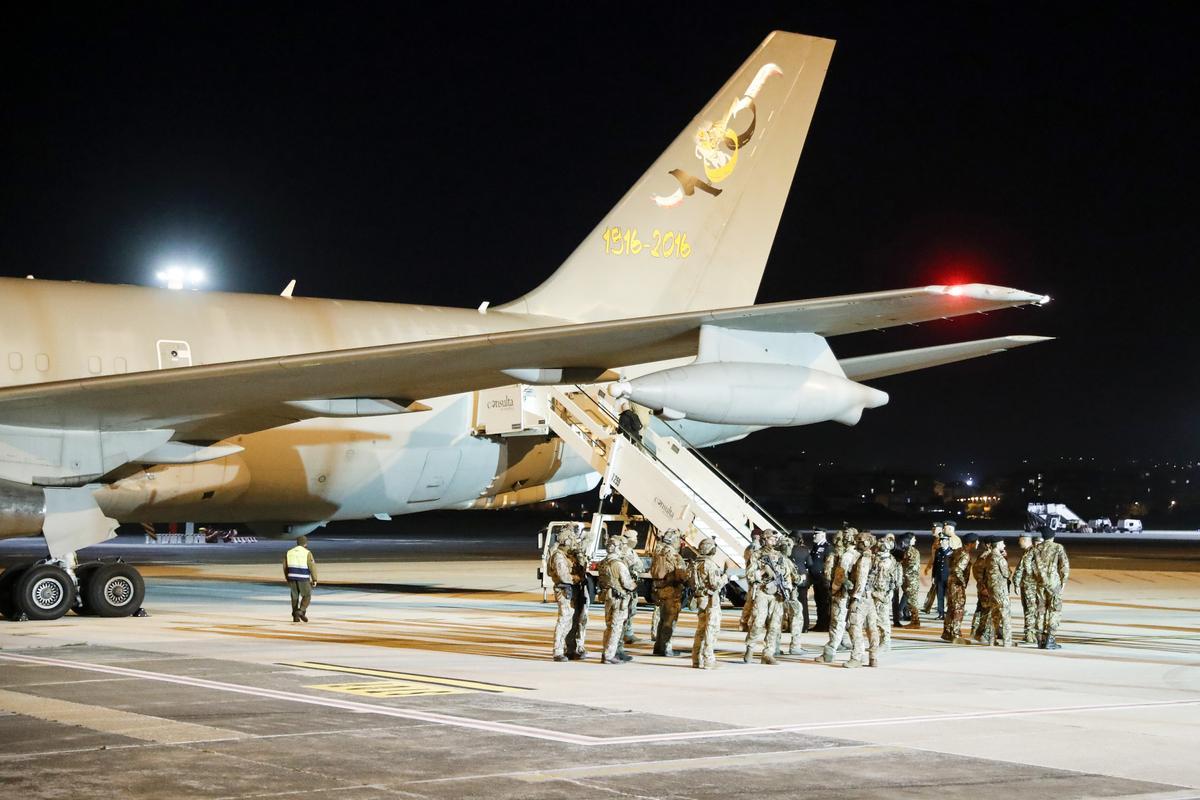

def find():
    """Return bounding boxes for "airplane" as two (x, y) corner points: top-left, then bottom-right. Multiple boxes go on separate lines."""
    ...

(0, 31), (1050, 621)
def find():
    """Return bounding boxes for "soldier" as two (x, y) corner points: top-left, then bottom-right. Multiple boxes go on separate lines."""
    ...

(872, 534), (903, 651)
(846, 532), (881, 668)
(739, 528), (764, 632)
(815, 527), (861, 663)
(777, 536), (805, 655)
(970, 537), (996, 643)
(1011, 533), (1044, 644)
(651, 530), (688, 656)
(808, 529), (831, 632)
(689, 538), (727, 669)
(599, 537), (637, 663)
(941, 533), (978, 642)
(900, 533), (922, 628)
(621, 530), (643, 644)
(744, 532), (789, 664)
(547, 532), (589, 661)
(987, 538), (1013, 647)
(1033, 529), (1070, 649)
(922, 522), (944, 613)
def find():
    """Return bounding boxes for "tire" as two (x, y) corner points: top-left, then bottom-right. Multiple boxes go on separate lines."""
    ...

(73, 563), (102, 616)
(0, 563), (33, 620)
(85, 563), (144, 617)
(15, 564), (77, 621)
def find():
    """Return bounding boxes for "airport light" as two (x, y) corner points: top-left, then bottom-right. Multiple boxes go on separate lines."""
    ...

(156, 262), (206, 290)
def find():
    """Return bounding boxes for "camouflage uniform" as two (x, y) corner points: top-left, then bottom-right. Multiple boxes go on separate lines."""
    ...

(1033, 537), (1070, 648)
(846, 533), (881, 667)
(1011, 538), (1043, 644)
(689, 539), (726, 669)
(600, 541), (638, 663)
(872, 539), (902, 651)
(987, 544), (1013, 647)
(778, 537), (804, 655)
(739, 535), (762, 632)
(970, 543), (995, 643)
(548, 535), (588, 660)
(942, 542), (974, 641)
(621, 531), (642, 644)
(816, 530), (860, 662)
(901, 541), (922, 627)
(651, 531), (688, 656)
(744, 537), (788, 664)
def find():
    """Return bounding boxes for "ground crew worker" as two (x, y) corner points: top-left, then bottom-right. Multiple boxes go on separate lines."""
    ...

(1033, 529), (1070, 649)
(846, 532), (881, 668)
(651, 530), (688, 656)
(689, 538), (726, 669)
(929, 532), (953, 619)
(617, 400), (643, 444)
(872, 534), (902, 652)
(283, 536), (317, 622)
(815, 528), (861, 663)
(744, 532), (788, 664)
(1012, 534), (1044, 644)
(621, 530), (643, 645)
(900, 533), (922, 628)
(922, 523), (945, 613)
(777, 536), (805, 655)
(987, 538), (1013, 647)
(971, 537), (995, 643)
(808, 529), (831, 631)
(941, 533), (977, 641)
(600, 537), (637, 663)
(548, 532), (589, 661)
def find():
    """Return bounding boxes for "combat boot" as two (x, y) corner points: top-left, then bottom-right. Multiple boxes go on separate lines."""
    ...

(844, 658), (862, 669)
(762, 653), (778, 665)
(906, 620), (921, 629)
(788, 642), (803, 655)
(867, 654), (879, 667)
(600, 657), (625, 665)
(1045, 636), (1061, 650)
(1036, 637), (1047, 649)
(813, 649), (835, 664)
(298, 611), (308, 623)
(552, 655), (568, 662)
(742, 647), (753, 664)
(567, 651), (587, 660)
(292, 612), (301, 623)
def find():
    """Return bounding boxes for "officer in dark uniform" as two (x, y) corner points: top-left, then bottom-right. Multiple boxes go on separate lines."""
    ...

(806, 528), (832, 632)
(788, 530), (813, 632)
(931, 531), (954, 619)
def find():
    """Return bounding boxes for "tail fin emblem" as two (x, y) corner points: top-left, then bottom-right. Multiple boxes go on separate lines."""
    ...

(652, 63), (782, 208)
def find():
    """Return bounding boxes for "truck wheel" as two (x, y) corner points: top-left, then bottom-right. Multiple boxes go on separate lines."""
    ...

(85, 563), (144, 617)
(16, 564), (77, 621)
(0, 563), (33, 620)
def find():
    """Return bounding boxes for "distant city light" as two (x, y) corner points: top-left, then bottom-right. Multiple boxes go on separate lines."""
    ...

(965, 477), (975, 487)
(156, 262), (206, 290)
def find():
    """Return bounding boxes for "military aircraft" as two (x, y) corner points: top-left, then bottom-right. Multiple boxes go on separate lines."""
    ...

(0, 31), (1050, 620)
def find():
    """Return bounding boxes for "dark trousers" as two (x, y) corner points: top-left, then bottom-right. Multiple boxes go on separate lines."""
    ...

(934, 578), (947, 616)
(798, 583), (811, 631)
(811, 577), (831, 630)
(892, 586), (904, 623)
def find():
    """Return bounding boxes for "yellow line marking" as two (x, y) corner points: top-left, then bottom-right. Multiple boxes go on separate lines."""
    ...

(307, 680), (474, 698)
(284, 661), (531, 693)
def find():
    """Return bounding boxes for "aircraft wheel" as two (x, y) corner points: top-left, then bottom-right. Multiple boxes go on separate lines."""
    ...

(85, 563), (144, 617)
(16, 564), (77, 621)
(0, 563), (34, 620)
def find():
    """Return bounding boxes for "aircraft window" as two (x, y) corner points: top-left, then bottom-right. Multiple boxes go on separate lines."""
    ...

(114, 356), (128, 373)
(87, 356), (102, 375)
(7, 353), (21, 371)
(35, 353), (49, 372)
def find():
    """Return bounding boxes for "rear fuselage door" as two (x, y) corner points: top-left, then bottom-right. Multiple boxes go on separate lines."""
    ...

(408, 448), (462, 503)
(157, 340), (193, 369)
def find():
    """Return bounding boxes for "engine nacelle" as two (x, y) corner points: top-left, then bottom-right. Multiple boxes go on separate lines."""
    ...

(612, 362), (889, 427)
(0, 479), (45, 538)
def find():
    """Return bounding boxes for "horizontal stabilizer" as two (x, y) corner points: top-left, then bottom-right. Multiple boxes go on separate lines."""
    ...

(839, 335), (1053, 381)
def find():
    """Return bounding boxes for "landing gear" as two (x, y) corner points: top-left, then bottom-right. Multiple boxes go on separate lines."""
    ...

(0, 558), (144, 621)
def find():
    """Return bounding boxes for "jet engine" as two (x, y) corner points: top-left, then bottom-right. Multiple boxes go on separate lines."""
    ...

(611, 362), (889, 427)
(0, 479), (45, 538)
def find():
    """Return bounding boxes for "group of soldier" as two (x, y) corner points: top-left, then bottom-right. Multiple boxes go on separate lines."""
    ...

(546, 520), (1071, 668)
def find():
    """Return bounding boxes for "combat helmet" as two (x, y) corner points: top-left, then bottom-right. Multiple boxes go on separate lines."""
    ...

(697, 538), (717, 556)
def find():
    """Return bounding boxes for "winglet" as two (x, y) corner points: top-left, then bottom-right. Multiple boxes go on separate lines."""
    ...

(281, 279), (296, 298)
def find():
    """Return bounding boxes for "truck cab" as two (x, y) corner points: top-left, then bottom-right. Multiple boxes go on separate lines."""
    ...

(537, 512), (656, 603)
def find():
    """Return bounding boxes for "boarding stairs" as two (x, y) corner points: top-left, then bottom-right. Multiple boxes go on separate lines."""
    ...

(546, 385), (785, 574)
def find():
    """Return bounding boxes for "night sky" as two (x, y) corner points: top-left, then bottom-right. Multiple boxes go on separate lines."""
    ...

(3, 4), (1197, 472)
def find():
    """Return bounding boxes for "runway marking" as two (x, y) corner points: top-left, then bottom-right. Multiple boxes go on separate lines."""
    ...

(283, 660), (532, 692)
(0, 687), (249, 745)
(1070, 599), (1200, 614)
(308, 680), (473, 698)
(4, 651), (1200, 748)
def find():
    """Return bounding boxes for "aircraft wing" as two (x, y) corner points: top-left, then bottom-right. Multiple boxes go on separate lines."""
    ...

(839, 335), (1053, 381)
(0, 283), (1050, 439)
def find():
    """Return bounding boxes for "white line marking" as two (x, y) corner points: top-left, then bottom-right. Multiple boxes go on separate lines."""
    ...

(3, 652), (1198, 747)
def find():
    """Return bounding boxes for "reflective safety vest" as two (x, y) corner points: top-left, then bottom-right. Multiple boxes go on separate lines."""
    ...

(285, 546), (312, 581)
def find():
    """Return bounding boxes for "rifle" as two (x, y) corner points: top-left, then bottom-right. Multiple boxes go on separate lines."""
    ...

(759, 553), (792, 601)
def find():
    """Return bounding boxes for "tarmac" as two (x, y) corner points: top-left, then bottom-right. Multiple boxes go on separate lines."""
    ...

(1, 525), (1198, 799)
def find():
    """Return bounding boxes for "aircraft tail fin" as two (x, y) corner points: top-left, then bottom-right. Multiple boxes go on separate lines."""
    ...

(500, 31), (835, 322)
